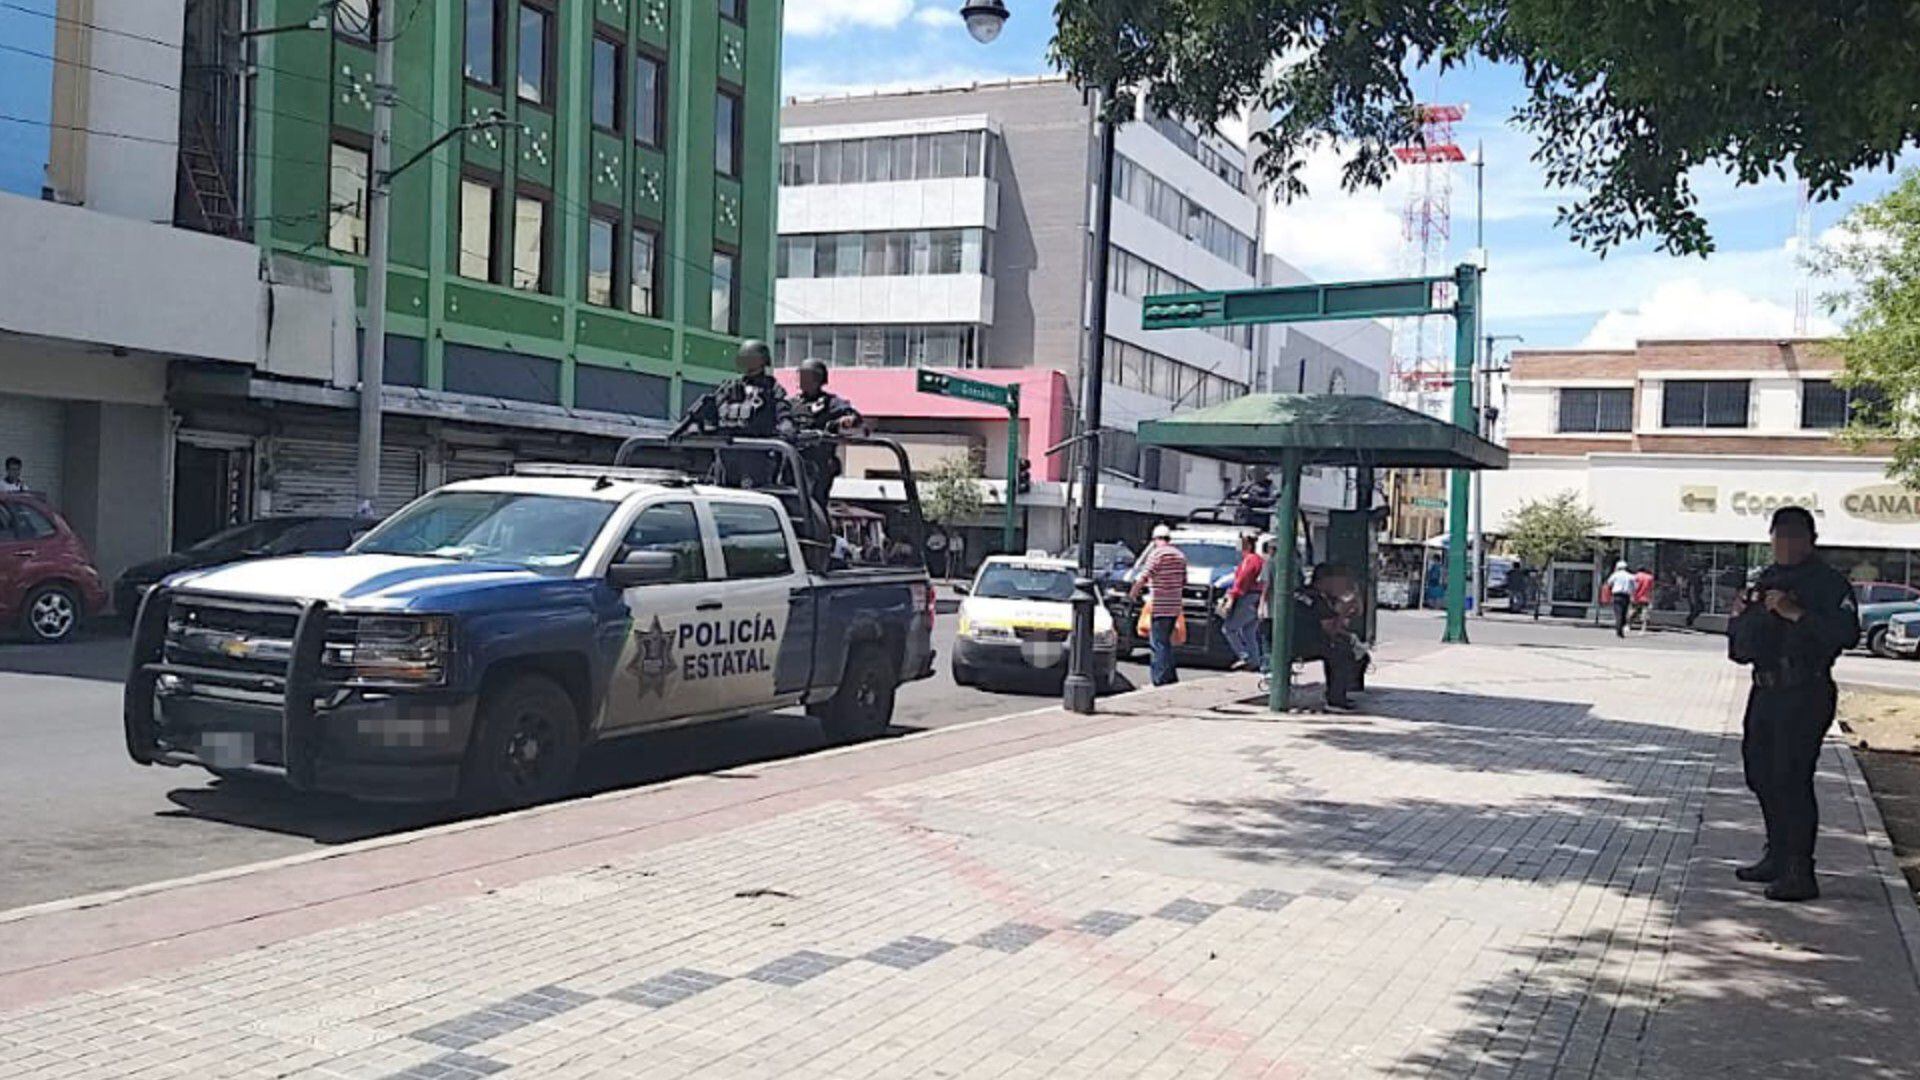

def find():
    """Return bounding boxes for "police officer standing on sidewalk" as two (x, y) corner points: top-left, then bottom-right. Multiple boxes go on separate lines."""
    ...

(1727, 505), (1859, 901)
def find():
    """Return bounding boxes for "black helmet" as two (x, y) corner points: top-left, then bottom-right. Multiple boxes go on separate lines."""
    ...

(734, 339), (772, 366)
(798, 358), (829, 384)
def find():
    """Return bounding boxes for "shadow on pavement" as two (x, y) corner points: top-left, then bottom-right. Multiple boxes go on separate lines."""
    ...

(158, 709), (919, 846)
(1169, 682), (1920, 1076)
(0, 632), (130, 683)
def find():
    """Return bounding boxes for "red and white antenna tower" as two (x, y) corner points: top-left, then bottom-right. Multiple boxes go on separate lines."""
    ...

(1388, 104), (1465, 418)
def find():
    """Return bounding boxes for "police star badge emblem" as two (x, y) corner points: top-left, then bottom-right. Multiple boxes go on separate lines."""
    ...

(628, 615), (677, 698)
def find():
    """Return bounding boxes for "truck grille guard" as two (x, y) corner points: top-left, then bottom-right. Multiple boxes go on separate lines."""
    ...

(123, 587), (335, 790)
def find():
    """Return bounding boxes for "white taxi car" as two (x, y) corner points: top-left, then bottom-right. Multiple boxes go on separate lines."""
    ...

(952, 555), (1118, 690)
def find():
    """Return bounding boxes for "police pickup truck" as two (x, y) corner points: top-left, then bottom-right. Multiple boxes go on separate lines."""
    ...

(124, 436), (935, 808)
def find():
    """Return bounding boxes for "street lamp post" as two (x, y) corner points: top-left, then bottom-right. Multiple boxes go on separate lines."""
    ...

(963, 0), (1118, 713)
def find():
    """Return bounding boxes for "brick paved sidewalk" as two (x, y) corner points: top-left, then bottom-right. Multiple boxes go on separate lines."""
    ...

(4, 642), (1920, 1079)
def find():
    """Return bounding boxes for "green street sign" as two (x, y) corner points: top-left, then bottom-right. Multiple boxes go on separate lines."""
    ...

(916, 368), (1016, 410)
(1411, 496), (1447, 509)
(1142, 275), (1458, 330)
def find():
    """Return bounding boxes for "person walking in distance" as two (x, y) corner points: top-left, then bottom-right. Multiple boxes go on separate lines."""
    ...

(1130, 525), (1188, 686)
(1604, 560), (1635, 638)
(1630, 565), (1656, 632)
(1727, 506), (1858, 901)
(1684, 568), (1705, 629)
(1218, 533), (1266, 671)
(1, 456), (24, 492)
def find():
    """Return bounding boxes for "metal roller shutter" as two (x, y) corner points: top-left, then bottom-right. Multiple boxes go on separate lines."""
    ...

(443, 450), (514, 483)
(0, 392), (65, 506)
(272, 438), (422, 517)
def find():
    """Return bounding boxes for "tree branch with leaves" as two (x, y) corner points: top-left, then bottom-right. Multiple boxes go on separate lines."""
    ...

(1501, 490), (1608, 570)
(921, 452), (987, 579)
(1051, 0), (1920, 256)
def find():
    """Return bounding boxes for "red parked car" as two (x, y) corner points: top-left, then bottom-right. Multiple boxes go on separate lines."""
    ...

(0, 492), (107, 644)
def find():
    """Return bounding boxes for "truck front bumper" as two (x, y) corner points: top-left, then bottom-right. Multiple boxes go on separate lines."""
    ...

(124, 588), (477, 804)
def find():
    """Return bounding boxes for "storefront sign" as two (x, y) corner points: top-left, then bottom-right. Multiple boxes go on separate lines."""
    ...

(1678, 486), (1717, 513)
(1729, 491), (1823, 517)
(1844, 483), (1920, 524)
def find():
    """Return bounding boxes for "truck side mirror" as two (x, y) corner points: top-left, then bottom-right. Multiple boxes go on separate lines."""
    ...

(607, 550), (679, 589)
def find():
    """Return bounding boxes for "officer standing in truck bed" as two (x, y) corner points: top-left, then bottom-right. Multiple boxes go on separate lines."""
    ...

(792, 358), (865, 514)
(1726, 505), (1859, 902)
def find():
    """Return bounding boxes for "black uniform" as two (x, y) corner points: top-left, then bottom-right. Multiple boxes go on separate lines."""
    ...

(793, 390), (862, 513)
(1727, 558), (1858, 870)
(1292, 587), (1362, 708)
(684, 372), (793, 439)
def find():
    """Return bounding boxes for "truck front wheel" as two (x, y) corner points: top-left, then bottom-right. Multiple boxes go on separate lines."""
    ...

(462, 672), (581, 811)
(820, 644), (897, 743)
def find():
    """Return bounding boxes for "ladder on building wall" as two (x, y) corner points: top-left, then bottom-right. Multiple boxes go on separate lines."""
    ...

(178, 114), (240, 237)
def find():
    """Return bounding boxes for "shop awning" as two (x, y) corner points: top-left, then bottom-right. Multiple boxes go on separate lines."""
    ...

(1135, 394), (1508, 471)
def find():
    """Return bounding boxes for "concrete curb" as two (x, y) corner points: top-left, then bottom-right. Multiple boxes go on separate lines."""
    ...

(1835, 740), (1920, 994)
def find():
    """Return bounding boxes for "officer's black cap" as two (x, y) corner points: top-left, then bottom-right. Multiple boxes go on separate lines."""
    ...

(1770, 505), (1817, 541)
(799, 358), (829, 383)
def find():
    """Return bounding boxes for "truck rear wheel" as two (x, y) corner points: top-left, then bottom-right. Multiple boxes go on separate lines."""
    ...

(820, 644), (897, 743)
(462, 672), (581, 811)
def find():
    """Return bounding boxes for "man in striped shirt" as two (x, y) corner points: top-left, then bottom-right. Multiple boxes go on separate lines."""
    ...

(1129, 524), (1189, 686)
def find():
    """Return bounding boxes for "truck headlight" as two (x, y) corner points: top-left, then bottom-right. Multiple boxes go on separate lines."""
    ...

(325, 615), (450, 686)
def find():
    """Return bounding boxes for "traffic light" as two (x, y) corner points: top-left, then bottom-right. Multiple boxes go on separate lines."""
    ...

(1016, 458), (1032, 495)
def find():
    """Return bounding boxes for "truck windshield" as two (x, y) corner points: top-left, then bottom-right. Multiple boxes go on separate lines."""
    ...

(974, 565), (1076, 602)
(352, 491), (614, 575)
(1175, 542), (1242, 574)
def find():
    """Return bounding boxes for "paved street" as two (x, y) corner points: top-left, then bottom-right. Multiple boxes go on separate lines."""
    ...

(4, 635), (1919, 1078)
(0, 615), (1182, 911)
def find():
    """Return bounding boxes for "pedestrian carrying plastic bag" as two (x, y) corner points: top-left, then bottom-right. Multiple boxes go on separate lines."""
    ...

(1135, 605), (1187, 645)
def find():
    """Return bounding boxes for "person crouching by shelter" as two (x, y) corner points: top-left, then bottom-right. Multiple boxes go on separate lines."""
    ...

(1293, 562), (1365, 712)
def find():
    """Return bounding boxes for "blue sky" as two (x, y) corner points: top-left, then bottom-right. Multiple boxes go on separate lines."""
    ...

(782, 0), (1917, 351)
(0, 0), (55, 199)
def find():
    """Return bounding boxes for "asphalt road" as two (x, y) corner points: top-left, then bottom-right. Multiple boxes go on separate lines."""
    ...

(0, 617), (1169, 911)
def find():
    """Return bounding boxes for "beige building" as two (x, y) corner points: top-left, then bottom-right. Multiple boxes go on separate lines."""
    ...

(1483, 338), (1916, 627)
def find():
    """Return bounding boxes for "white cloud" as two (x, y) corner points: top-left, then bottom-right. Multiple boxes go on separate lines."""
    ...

(1262, 144), (1407, 279)
(1577, 278), (1837, 349)
(911, 4), (960, 28)
(784, 0), (915, 38)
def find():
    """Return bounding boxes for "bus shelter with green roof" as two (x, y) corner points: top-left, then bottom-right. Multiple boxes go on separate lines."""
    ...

(1137, 393), (1507, 712)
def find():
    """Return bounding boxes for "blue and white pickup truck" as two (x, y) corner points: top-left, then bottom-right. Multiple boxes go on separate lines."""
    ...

(124, 436), (936, 807)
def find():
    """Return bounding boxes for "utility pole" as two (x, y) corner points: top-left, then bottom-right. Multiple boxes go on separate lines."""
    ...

(1062, 85), (1118, 715)
(355, 0), (397, 512)
(1468, 142), (1486, 617)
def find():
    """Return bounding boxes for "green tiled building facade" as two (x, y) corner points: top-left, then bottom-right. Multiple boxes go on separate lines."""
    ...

(250, 0), (780, 415)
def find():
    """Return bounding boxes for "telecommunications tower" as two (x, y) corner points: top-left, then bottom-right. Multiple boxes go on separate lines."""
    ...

(1389, 104), (1466, 418)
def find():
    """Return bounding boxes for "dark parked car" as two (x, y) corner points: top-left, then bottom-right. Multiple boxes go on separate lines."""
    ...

(113, 515), (376, 617)
(0, 492), (108, 644)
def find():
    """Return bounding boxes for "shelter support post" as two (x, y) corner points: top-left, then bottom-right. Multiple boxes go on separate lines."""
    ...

(1444, 265), (1481, 644)
(1268, 448), (1303, 713)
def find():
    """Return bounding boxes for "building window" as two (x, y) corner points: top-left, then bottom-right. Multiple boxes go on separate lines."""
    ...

(1102, 336), (1245, 407)
(463, 0), (499, 86)
(1556, 387), (1634, 433)
(327, 141), (370, 255)
(334, 0), (372, 41)
(458, 175), (497, 281)
(715, 88), (741, 177)
(777, 228), (993, 279)
(1112, 154), (1257, 273)
(631, 226), (660, 316)
(587, 213), (617, 307)
(711, 249), (737, 333)
(512, 189), (549, 292)
(719, 0), (744, 23)
(517, 2), (552, 106)
(590, 35), (622, 132)
(633, 52), (664, 148)
(773, 325), (982, 368)
(1662, 380), (1750, 429)
(780, 131), (998, 187)
(1803, 379), (1885, 429)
